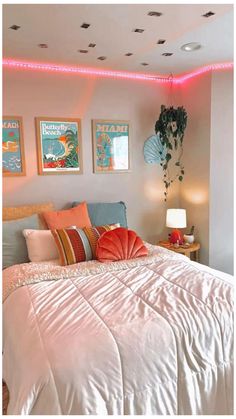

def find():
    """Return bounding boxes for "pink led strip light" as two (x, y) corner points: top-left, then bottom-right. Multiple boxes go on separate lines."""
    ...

(2, 59), (233, 84)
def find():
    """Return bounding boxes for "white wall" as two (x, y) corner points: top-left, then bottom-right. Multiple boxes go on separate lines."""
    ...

(3, 68), (179, 243)
(209, 70), (234, 274)
(177, 73), (212, 266)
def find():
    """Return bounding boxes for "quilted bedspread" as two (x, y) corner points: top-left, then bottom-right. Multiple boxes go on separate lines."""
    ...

(2, 244), (234, 415)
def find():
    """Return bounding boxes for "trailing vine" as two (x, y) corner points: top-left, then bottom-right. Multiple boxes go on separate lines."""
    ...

(155, 105), (187, 201)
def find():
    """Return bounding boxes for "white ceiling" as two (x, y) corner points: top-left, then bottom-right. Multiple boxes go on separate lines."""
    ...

(3, 4), (234, 75)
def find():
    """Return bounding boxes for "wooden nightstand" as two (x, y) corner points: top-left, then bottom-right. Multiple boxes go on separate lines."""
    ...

(158, 241), (200, 262)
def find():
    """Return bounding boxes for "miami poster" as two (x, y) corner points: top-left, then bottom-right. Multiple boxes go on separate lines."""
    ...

(2, 117), (26, 176)
(93, 120), (130, 173)
(36, 118), (82, 174)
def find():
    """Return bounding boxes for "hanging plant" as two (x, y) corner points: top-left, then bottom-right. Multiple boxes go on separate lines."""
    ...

(155, 105), (187, 201)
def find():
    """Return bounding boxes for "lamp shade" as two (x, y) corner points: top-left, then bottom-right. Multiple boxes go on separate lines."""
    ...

(166, 209), (187, 228)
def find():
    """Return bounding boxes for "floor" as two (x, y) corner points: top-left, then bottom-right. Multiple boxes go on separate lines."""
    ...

(2, 382), (9, 415)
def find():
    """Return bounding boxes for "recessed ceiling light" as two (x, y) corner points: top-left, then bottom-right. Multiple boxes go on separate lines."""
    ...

(38, 44), (48, 48)
(9, 25), (21, 30)
(125, 53), (133, 56)
(181, 42), (202, 52)
(88, 43), (96, 48)
(81, 23), (90, 29)
(157, 39), (166, 45)
(78, 49), (88, 53)
(162, 53), (173, 57)
(133, 28), (144, 33)
(141, 63), (149, 66)
(148, 11), (162, 17)
(97, 56), (107, 60)
(202, 11), (215, 18)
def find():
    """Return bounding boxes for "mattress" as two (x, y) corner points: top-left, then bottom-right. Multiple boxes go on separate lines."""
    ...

(2, 244), (234, 415)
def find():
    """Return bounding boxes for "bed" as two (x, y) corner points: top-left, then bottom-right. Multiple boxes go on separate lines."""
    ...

(2, 242), (233, 415)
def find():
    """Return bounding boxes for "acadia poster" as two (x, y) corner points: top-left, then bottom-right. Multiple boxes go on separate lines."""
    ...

(2, 117), (25, 176)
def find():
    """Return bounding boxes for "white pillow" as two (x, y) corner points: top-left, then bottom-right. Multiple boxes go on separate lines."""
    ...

(23, 229), (59, 262)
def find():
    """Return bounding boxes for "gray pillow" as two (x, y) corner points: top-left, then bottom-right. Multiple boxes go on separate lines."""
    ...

(72, 201), (128, 228)
(3, 214), (40, 269)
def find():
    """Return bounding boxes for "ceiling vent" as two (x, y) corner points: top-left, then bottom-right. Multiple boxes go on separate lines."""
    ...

(88, 43), (96, 48)
(79, 49), (88, 53)
(162, 53), (173, 56)
(141, 63), (149, 66)
(125, 53), (133, 56)
(148, 11), (162, 17)
(9, 25), (21, 30)
(81, 23), (90, 29)
(157, 39), (166, 44)
(202, 11), (215, 17)
(133, 28), (144, 33)
(38, 44), (48, 48)
(97, 56), (107, 60)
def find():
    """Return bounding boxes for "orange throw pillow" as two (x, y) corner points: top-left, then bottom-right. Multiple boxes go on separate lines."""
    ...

(43, 202), (92, 230)
(96, 227), (148, 262)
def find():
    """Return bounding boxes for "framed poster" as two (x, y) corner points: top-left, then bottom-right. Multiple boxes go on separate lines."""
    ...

(2, 116), (26, 176)
(92, 119), (130, 173)
(35, 117), (82, 175)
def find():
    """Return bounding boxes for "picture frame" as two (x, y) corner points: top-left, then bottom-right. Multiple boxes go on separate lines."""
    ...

(35, 117), (83, 175)
(2, 116), (26, 176)
(92, 119), (130, 173)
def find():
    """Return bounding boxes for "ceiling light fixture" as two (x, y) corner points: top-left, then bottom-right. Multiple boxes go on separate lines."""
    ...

(88, 43), (96, 48)
(2, 59), (233, 84)
(9, 25), (21, 30)
(125, 53), (133, 56)
(157, 39), (166, 44)
(97, 56), (107, 60)
(181, 42), (202, 52)
(81, 23), (90, 29)
(148, 11), (162, 17)
(38, 44), (48, 48)
(78, 49), (88, 53)
(133, 28), (144, 33)
(162, 53), (173, 56)
(202, 11), (215, 18)
(141, 63), (149, 66)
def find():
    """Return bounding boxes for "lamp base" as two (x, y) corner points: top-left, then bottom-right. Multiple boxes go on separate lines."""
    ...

(169, 229), (184, 245)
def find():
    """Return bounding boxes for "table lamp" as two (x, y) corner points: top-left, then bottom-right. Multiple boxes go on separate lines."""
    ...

(166, 208), (187, 244)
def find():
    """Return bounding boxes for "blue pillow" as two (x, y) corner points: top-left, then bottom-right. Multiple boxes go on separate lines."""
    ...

(72, 202), (128, 228)
(3, 214), (40, 269)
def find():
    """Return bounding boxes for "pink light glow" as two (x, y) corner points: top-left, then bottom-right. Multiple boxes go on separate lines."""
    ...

(2, 59), (234, 84)
(174, 62), (233, 84)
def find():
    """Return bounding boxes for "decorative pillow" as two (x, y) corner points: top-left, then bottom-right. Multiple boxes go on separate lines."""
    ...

(43, 202), (92, 230)
(96, 227), (148, 262)
(52, 224), (119, 266)
(3, 214), (40, 269)
(3, 202), (54, 228)
(23, 230), (59, 262)
(72, 201), (128, 228)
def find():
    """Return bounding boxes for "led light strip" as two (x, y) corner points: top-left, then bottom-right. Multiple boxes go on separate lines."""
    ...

(2, 59), (233, 84)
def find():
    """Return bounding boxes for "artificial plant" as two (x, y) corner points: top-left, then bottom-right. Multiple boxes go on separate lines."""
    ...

(155, 105), (188, 201)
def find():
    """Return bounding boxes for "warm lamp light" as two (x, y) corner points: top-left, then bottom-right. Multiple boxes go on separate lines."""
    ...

(166, 209), (186, 244)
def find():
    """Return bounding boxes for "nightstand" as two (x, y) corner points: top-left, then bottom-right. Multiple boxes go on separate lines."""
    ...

(158, 241), (200, 262)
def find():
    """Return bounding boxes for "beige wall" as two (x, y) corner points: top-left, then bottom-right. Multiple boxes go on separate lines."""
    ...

(209, 70), (234, 274)
(177, 73), (212, 266)
(3, 68), (179, 243)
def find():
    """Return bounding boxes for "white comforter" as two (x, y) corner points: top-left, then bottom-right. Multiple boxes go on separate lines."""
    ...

(3, 244), (234, 415)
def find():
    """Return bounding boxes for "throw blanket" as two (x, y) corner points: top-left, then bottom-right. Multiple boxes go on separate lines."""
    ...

(3, 244), (233, 415)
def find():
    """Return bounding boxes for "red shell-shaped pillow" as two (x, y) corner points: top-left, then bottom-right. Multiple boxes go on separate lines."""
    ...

(96, 227), (148, 262)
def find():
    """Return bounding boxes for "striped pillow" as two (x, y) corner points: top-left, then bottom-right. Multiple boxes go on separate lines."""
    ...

(52, 224), (119, 266)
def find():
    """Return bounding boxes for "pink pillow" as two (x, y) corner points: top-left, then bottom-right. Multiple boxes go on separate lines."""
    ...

(42, 202), (92, 230)
(96, 227), (148, 262)
(23, 229), (59, 262)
